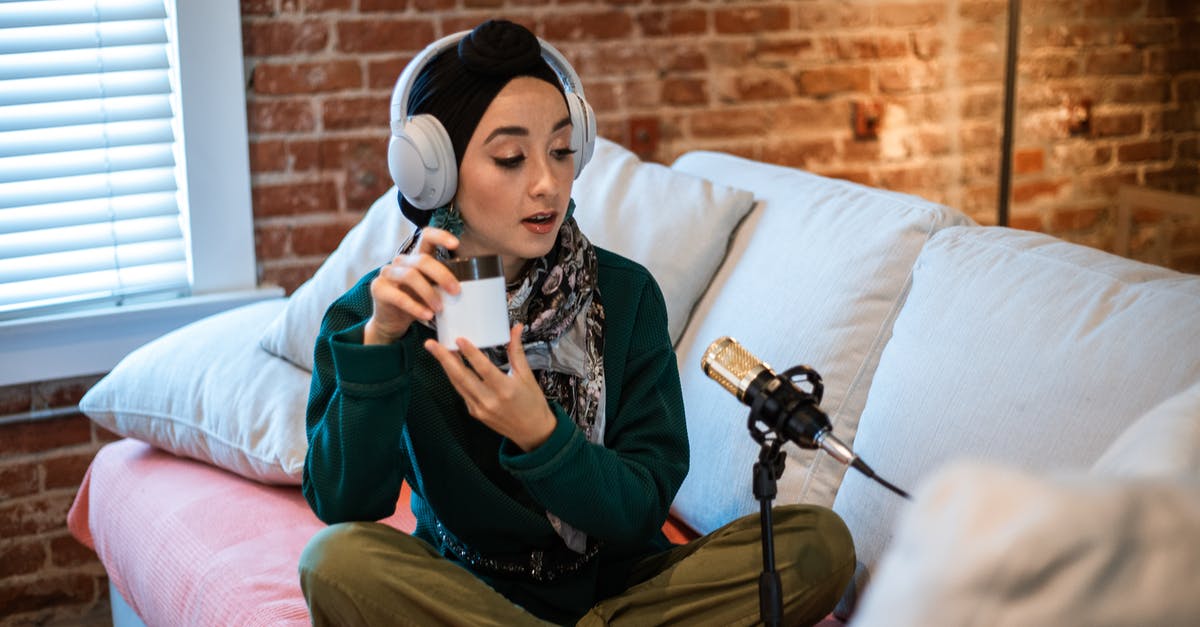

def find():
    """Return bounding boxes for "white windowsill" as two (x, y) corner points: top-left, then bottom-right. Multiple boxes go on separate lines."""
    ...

(0, 286), (284, 387)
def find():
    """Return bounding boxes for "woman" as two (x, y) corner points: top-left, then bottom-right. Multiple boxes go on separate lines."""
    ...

(299, 19), (854, 626)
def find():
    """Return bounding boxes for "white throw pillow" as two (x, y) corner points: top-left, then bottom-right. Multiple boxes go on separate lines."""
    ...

(259, 189), (415, 371)
(667, 151), (972, 533)
(833, 226), (1200, 604)
(570, 138), (755, 343)
(258, 137), (755, 371)
(849, 461), (1200, 627)
(80, 299), (310, 484)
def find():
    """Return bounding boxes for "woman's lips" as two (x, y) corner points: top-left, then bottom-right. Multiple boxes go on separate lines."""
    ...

(521, 212), (557, 234)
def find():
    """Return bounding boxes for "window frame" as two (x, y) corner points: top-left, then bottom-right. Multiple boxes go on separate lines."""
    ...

(0, 0), (281, 387)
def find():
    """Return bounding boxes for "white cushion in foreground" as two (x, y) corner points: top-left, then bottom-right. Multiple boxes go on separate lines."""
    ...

(80, 300), (309, 485)
(259, 137), (756, 371)
(849, 463), (1200, 627)
(850, 379), (1200, 627)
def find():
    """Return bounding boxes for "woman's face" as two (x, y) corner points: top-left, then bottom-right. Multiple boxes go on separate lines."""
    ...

(454, 76), (575, 283)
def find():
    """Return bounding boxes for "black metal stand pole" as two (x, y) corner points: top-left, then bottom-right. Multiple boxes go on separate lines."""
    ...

(753, 438), (786, 627)
(997, 0), (1022, 227)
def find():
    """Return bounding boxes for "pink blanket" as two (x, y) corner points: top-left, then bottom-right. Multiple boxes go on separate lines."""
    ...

(68, 439), (415, 626)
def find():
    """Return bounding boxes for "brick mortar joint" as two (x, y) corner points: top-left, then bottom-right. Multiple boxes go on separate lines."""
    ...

(0, 442), (104, 469)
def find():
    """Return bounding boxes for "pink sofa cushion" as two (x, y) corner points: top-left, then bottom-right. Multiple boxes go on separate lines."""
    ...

(68, 439), (415, 626)
(67, 439), (717, 624)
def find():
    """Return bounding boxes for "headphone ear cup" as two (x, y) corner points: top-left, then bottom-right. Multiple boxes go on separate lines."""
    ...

(388, 114), (457, 211)
(565, 92), (596, 178)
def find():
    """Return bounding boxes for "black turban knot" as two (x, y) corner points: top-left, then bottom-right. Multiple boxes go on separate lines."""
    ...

(458, 19), (545, 76)
(398, 20), (565, 227)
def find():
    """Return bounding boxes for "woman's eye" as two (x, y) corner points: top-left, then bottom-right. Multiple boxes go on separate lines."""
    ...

(494, 155), (524, 169)
(552, 148), (576, 161)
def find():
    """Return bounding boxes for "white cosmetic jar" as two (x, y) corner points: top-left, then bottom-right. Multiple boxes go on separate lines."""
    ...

(436, 255), (509, 349)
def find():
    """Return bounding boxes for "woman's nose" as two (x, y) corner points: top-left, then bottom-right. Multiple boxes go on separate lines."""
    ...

(528, 153), (564, 198)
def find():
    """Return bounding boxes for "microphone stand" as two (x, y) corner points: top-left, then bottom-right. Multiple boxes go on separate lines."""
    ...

(727, 355), (909, 626)
(751, 423), (787, 627)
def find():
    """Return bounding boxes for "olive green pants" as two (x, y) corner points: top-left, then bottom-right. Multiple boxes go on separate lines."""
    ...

(299, 505), (854, 627)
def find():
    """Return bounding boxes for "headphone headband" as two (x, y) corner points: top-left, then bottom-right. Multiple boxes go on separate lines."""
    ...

(389, 30), (586, 137)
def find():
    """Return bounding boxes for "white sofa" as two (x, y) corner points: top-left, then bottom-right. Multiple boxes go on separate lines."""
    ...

(668, 149), (1200, 624)
(74, 139), (1200, 626)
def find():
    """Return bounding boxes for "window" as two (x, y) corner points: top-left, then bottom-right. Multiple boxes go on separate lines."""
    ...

(0, 0), (279, 387)
(0, 1), (188, 317)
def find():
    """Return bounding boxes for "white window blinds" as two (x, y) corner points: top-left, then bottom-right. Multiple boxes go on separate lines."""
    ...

(0, 0), (189, 320)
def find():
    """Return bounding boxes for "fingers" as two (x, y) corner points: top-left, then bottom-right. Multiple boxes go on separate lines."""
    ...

(377, 228), (462, 320)
(455, 337), (508, 388)
(423, 338), (487, 400)
(385, 226), (463, 296)
(386, 252), (459, 299)
(382, 259), (445, 312)
(422, 334), (515, 404)
(422, 339), (464, 377)
(371, 276), (434, 322)
(423, 328), (555, 449)
(416, 227), (459, 257)
(506, 324), (530, 375)
(365, 228), (462, 345)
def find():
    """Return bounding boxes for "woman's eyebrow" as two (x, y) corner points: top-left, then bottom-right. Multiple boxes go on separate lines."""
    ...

(483, 116), (573, 144)
(484, 126), (527, 143)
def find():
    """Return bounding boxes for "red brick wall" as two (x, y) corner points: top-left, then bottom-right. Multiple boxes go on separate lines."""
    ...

(0, 376), (115, 625)
(1009, 0), (1200, 268)
(3, 0), (1197, 624)
(244, 0), (1199, 290)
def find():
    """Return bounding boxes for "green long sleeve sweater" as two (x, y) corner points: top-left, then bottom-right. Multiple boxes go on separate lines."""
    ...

(302, 248), (689, 624)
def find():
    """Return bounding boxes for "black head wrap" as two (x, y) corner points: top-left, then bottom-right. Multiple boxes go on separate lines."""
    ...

(398, 20), (565, 227)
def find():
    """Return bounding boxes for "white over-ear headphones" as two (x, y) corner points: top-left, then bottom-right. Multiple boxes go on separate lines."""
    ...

(387, 30), (597, 211)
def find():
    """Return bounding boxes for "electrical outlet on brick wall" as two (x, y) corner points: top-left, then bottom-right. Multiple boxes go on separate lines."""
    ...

(628, 117), (661, 161)
(852, 100), (881, 141)
(1066, 98), (1092, 136)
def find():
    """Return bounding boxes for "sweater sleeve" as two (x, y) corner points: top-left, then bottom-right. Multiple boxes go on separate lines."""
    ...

(302, 271), (418, 524)
(498, 275), (689, 551)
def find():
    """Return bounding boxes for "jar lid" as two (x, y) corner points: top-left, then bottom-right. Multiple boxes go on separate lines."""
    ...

(444, 255), (503, 281)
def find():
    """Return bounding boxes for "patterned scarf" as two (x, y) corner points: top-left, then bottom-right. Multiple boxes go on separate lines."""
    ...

(403, 214), (606, 553)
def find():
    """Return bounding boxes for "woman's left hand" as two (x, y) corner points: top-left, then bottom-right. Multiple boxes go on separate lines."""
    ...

(424, 323), (557, 452)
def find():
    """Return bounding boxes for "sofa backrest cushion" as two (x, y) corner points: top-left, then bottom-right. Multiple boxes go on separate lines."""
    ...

(833, 225), (1200, 594)
(668, 151), (972, 534)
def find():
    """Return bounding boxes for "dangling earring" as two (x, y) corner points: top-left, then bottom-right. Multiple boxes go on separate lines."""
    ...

(430, 203), (464, 237)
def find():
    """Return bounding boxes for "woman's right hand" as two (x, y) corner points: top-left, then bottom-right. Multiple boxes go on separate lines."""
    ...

(364, 227), (461, 345)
